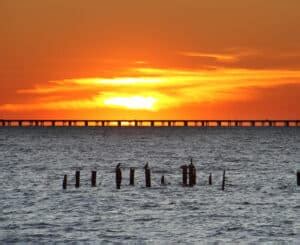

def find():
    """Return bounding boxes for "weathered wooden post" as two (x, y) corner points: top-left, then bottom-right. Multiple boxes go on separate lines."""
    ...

(188, 159), (196, 187)
(222, 170), (226, 191)
(297, 171), (300, 186)
(116, 163), (122, 189)
(146, 169), (151, 187)
(209, 173), (212, 185)
(193, 165), (197, 185)
(129, 167), (135, 186)
(63, 175), (67, 189)
(75, 171), (80, 188)
(161, 175), (165, 185)
(181, 164), (188, 186)
(144, 163), (151, 187)
(91, 171), (97, 187)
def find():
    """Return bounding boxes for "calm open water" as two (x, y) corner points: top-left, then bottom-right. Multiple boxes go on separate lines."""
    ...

(0, 127), (299, 244)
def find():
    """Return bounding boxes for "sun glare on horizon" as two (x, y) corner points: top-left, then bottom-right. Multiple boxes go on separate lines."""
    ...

(103, 96), (157, 110)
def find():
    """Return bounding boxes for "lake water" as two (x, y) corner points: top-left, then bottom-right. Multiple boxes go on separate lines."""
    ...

(0, 127), (299, 243)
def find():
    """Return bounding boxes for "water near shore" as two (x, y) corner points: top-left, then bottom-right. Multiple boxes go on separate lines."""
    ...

(0, 127), (299, 243)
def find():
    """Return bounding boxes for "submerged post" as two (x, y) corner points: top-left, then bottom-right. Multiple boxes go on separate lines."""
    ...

(129, 167), (135, 186)
(75, 171), (80, 188)
(91, 171), (97, 187)
(297, 171), (300, 186)
(144, 163), (151, 187)
(180, 164), (188, 186)
(209, 173), (212, 185)
(222, 170), (226, 191)
(116, 163), (122, 189)
(63, 175), (67, 189)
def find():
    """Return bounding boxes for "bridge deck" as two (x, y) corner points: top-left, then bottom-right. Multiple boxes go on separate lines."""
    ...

(0, 120), (299, 127)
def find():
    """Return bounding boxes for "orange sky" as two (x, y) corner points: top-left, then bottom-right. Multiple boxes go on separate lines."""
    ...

(1, 0), (300, 119)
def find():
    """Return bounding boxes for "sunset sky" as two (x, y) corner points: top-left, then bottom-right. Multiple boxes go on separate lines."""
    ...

(1, 0), (300, 119)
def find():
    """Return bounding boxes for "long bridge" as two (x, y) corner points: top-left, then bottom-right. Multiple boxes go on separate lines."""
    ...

(0, 119), (299, 127)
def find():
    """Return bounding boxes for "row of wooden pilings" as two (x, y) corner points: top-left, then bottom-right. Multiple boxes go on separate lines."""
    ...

(63, 169), (300, 189)
(62, 160), (228, 191)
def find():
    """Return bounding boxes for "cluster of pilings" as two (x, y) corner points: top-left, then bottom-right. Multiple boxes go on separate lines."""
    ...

(62, 159), (230, 191)
(63, 168), (300, 190)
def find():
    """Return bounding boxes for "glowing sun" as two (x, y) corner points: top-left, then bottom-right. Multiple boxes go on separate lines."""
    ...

(103, 96), (157, 110)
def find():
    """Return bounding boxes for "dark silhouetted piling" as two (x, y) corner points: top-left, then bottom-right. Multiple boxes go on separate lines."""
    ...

(297, 171), (300, 186)
(63, 175), (67, 189)
(209, 173), (212, 185)
(161, 175), (165, 185)
(193, 165), (197, 185)
(91, 171), (97, 187)
(129, 167), (135, 186)
(75, 171), (80, 188)
(145, 169), (151, 187)
(144, 163), (151, 187)
(188, 159), (196, 187)
(222, 170), (226, 191)
(181, 164), (188, 186)
(116, 163), (122, 189)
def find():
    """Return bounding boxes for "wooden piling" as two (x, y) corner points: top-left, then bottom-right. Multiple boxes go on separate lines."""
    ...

(181, 164), (188, 186)
(145, 169), (151, 187)
(297, 171), (300, 186)
(222, 170), (226, 191)
(91, 171), (97, 187)
(193, 166), (197, 185)
(144, 164), (151, 187)
(209, 173), (212, 185)
(63, 175), (67, 189)
(75, 171), (80, 188)
(129, 167), (135, 186)
(116, 164), (122, 189)
(161, 175), (165, 185)
(188, 159), (196, 187)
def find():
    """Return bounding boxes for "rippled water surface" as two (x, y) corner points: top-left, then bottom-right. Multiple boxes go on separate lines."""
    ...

(0, 127), (299, 243)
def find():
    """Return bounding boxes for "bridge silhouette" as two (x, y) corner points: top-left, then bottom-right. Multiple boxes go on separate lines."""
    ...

(0, 119), (299, 127)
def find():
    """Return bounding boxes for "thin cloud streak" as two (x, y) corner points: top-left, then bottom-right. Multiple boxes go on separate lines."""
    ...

(1, 66), (300, 113)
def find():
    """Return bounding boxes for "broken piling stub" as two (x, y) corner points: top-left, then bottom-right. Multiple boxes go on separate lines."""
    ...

(297, 171), (300, 186)
(75, 171), (80, 188)
(115, 163), (122, 189)
(91, 171), (97, 187)
(62, 175), (67, 189)
(222, 170), (226, 191)
(209, 173), (212, 185)
(188, 159), (196, 187)
(144, 163), (151, 188)
(180, 164), (188, 186)
(161, 175), (165, 185)
(129, 167), (135, 186)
